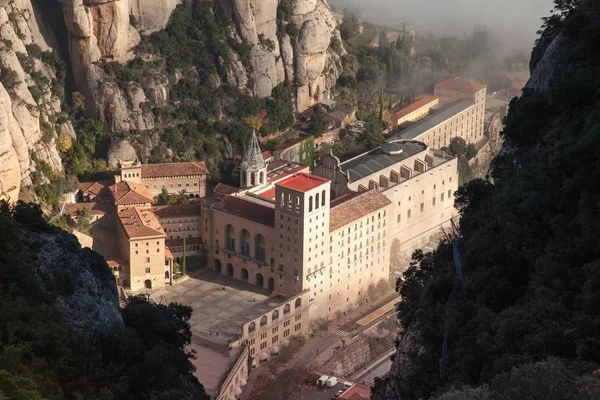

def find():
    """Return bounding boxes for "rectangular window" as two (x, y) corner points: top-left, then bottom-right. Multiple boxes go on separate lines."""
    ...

(432, 197), (436, 206)
(420, 203), (424, 212)
(448, 189), (452, 199)
(407, 210), (411, 219)
(145, 257), (150, 263)
(145, 267), (150, 274)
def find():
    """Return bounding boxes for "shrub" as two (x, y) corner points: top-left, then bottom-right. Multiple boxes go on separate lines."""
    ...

(2, 69), (20, 89)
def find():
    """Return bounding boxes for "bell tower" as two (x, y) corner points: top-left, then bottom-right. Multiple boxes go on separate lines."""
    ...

(240, 130), (267, 188)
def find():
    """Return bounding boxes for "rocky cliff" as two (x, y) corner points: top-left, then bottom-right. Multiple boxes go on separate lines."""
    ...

(61, 0), (343, 133)
(0, 0), (63, 202)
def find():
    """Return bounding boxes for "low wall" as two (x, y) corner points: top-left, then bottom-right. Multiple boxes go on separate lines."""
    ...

(216, 345), (249, 400)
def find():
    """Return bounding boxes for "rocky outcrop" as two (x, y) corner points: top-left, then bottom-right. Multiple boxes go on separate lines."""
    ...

(107, 138), (137, 168)
(229, 0), (343, 111)
(34, 228), (123, 336)
(0, 1), (63, 202)
(129, 0), (182, 34)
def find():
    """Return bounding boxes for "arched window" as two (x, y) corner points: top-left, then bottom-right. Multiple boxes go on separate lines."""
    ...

(240, 229), (250, 256)
(225, 224), (235, 251)
(248, 322), (256, 333)
(272, 310), (279, 321)
(295, 298), (302, 309)
(315, 192), (320, 209)
(241, 268), (249, 281)
(321, 190), (326, 206)
(309, 196), (313, 212)
(283, 304), (291, 314)
(260, 171), (264, 184)
(260, 315), (267, 327)
(255, 234), (266, 261)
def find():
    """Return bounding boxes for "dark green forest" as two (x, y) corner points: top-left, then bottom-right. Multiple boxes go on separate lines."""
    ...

(374, 0), (600, 399)
(0, 201), (208, 399)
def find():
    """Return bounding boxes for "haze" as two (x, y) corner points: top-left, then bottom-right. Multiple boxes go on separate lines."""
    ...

(331, 0), (554, 51)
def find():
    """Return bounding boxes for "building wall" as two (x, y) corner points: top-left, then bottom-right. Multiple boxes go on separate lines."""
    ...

(394, 97), (439, 127)
(217, 346), (249, 400)
(142, 175), (207, 198)
(210, 211), (280, 292)
(160, 215), (202, 241)
(240, 291), (311, 364)
(327, 207), (391, 316)
(128, 236), (167, 291)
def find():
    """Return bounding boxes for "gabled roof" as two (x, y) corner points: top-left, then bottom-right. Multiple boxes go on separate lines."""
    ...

(141, 161), (208, 179)
(339, 384), (371, 400)
(434, 78), (486, 93)
(330, 190), (391, 231)
(109, 181), (155, 206)
(266, 161), (308, 183)
(151, 203), (201, 219)
(78, 180), (112, 198)
(212, 196), (275, 227)
(118, 207), (165, 239)
(64, 201), (113, 217)
(393, 95), (438, 120)
(213, 183), (240, 197)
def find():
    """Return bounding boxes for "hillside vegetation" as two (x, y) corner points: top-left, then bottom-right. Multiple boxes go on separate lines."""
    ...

(373, 1), (600, 399)
(0, 201), (208, 399)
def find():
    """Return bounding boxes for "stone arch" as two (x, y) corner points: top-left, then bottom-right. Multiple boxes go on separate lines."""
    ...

(145, 279), (152, 289)
(165, 271), (170, 279)
(241, 268), (249, 281)
(255, 234), (266, 261)
(283, 304), (291, 314)
(240, 229), (250, 256)
(260, 315), (267, 326)
(272, 309), (279, 321)
(227, 263), (234, 276)
(295, 297), (302, 309)
(309, 196), (313, 211)
(255, 273), (264, 288)
(248, 321), (256, 333)
(321, 190), (326, 206)
(315, 192), (320, 209)
(215, 259), (222, 273)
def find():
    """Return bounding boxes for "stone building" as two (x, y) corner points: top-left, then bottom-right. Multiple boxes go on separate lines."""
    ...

(115, 159), (209, 198)
(152, 203), (203, 263)
(313, 140), (458, 268)
(391, 78), (487, 148)
(392, 95), (439, 128)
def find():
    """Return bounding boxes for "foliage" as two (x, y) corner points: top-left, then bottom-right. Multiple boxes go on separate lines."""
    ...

(355, 116), (384, 149)
(62, 118), (111, 180)
(378, 2), (600, 399)
(441, 137), (476, 185)
(308, 106), (328, 137)
(298, 136), (315, 166)
(0, 201), (209, 399)
(157, 188), (191, 206)
(340, 12), (360, 41)
(1, 69), (20, 89)
(56, 132), (73, 152)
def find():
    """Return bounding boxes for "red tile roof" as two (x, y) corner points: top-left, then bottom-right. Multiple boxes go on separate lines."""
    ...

(257, 187), (276, 200)
(141, 162), (208, 179)
(64, 201), (113, 217)
(340, 384), (371, 400)
(330, 190), (391, 231)
(165, 247), (174, 261)
(435, 78), (486, 93)
(262, 150), (273, 159)
(393, 95), (438, 120)
(212, 196), (275, 227)
(118, 207), (165, 239)
(213, 183), (240, 197)
(109, 181), (155, 206)
(78, 180), (112, 198)
(151, 203), (201, 219)
(276, 173), (329, 193)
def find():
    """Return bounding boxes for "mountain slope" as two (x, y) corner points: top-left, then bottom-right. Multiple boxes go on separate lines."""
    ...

(372, 1), (600, 399)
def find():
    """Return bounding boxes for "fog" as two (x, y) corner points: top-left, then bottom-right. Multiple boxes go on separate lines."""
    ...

(331, 0), (554, 52)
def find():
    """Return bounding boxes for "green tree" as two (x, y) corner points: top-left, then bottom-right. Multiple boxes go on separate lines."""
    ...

(356, 116), (384, 149)
(157, 188), (172, 205)
(340, 12), (360, 41)
(308, 106), (328, 137)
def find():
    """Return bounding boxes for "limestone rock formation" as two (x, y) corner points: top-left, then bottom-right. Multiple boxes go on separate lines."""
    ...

(34, 228), (123, 336)
(107, 138), (137, 168)
(129, 0), (182, 34)
(0, 1), (63, 202)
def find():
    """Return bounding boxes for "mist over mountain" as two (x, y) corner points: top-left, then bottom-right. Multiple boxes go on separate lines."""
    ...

(331, 0), (553, 51)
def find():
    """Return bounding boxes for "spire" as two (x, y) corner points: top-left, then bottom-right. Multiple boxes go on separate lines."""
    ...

(242, 130), (266, 172)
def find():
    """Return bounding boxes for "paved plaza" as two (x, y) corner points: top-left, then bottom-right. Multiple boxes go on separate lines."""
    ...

(150, 271), (287, 343)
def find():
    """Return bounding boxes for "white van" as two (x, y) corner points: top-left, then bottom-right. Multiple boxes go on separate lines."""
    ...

(327, 377), (339, 387)
(317, 375), (329, 387)
(343, 382), (353, 388)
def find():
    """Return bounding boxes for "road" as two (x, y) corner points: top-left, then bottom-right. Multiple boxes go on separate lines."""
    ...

(353, 348), (395, 385)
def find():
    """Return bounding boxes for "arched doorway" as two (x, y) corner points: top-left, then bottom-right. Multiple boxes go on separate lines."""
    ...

(227, 263), (234, 276)
(145, 280), (152, 289)
(215, 259), (222, 273)
(122, 279), (129, 288)
(268, 277), (274, 292)
(165, 271), (170, 279)
(241, 268), (249, 281)
(255, 273), (264, 288)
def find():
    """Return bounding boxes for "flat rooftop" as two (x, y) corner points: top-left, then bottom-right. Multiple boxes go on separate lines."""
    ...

(149, 272), (290, 344)
(341, 140), (427, 183)
(389, 99), (474, 141)
(393, 94), (438, 120)
(276, 172), (329, 193)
